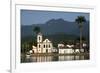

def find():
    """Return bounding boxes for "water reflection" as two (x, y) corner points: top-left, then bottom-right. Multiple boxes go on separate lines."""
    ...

(21, 55), (89, 63)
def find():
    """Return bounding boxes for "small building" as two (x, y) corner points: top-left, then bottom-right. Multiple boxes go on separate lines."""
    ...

(66, 44), (74, 48)
(58, 44), (74, 54)
(32, 46), (37, 53)
(83, 43), (87, 47)
(75, 49), (80, 53)
(59, 47), (74, 54)
(58, 44), (64, 48)
(58, 44), (75, 54)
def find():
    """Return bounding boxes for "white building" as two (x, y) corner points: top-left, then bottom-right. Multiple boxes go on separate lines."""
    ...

(83, 43), (87, 47)
(32, 33), (53, 53)
(58, 44), (74, 54)
(66, 45), (74, 48)
(59, 48), (74, 54)
(75, 49), (80, 53)
(32, 46), (37, 53)
(58, 44), (64, 48)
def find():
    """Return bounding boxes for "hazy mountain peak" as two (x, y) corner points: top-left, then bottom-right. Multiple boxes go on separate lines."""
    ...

(57, 18), (65, 21)
(46, 18), (66, 24)
(46, 19), (56, 24)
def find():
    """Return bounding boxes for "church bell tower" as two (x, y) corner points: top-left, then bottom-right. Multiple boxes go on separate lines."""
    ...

(37, 32), (42, 43)
(37, 32), (43, 53)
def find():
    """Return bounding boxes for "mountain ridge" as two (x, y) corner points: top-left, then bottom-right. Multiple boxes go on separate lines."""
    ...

(21, 18), (89, 39)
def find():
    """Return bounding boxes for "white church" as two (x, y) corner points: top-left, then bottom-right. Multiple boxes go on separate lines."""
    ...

(32, 33), (53, 53)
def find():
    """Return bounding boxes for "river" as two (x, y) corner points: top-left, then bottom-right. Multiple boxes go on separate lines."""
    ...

(21, 54), (89, 63)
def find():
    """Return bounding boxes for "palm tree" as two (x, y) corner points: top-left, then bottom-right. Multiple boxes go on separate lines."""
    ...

(33, 26), (40, 35)
(75, 16), (86, 52)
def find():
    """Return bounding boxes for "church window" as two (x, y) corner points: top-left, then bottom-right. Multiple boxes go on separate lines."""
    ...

(44, 45), (45, 48)
(39, 44), (40, 48)
(39, 36), (40, 40)
(49, 44), (51, 48)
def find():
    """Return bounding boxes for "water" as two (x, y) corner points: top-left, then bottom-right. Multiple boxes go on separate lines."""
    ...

(21, 54), (89, 63)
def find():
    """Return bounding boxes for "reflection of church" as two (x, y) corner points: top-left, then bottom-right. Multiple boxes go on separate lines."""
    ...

(32, 33), (53, 53)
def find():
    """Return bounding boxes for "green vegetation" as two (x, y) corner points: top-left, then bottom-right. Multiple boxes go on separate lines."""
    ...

(75, 16), (86, 50)
(21, 33), (88, 53)
(33, 26), (41, 35)
(21, 26), (41, 53)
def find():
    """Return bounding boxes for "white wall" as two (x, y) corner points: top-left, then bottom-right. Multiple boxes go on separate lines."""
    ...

(59, 49), (74, 54)
(0, 0), (100, 73)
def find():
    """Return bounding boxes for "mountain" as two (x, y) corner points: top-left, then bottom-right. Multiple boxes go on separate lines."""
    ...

(21, 18), (89, 39)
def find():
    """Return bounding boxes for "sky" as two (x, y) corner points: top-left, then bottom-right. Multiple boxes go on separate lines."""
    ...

(21, 9), (89, 25)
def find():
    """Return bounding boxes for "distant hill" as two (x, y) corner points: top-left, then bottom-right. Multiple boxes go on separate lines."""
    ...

(21, 18), (89, 39)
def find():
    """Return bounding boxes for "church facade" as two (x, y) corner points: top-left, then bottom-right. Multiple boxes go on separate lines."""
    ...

(32, 33), (53, 53)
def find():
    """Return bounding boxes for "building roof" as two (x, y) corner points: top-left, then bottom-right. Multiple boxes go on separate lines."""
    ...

(43, 39), (51, 43)
(58, 46), (73, 49)
(32, 45), (37, 49)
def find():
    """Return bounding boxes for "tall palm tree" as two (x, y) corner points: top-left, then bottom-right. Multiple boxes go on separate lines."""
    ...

(75, 16), (86, 52)
(33, 26), (40, 35)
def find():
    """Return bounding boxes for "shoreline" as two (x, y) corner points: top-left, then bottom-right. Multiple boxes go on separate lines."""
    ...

(29, 53), (89, 56)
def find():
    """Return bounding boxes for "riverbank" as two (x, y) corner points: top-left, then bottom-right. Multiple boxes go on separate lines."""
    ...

(21, 52), (89, 63)
(21, 52), (89, 58)
(30, 53), (89, 56)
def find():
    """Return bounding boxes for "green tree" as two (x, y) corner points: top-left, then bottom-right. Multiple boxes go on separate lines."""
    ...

(75, 16), (86, 52)
(33, 26), (41, 35)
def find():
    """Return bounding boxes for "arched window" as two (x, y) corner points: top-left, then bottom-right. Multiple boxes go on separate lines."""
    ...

(44, 45), (45, 48)
(39, 44), (40, 48)
(49, 44), (51, 48)
(39, 36), (40, 40)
